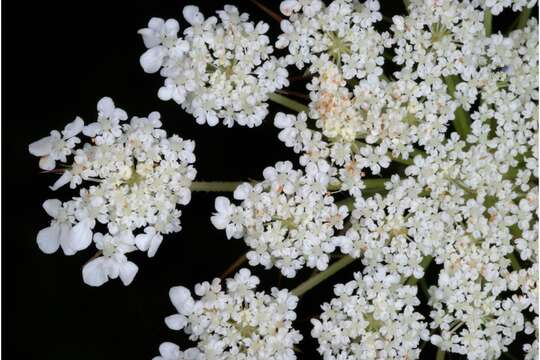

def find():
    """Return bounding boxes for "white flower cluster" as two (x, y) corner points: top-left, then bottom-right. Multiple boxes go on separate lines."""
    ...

(277, 0), (387, 81)
(211, 161), (348, 277)
(477, 0), (536, 15)
(271, 0), (538, 358)
(29, 97), (196, 286)
(31, 0), (538, 358)
(311, 267), (429, 359)
(139, 5), (289, 127)
(155, 268), (302, 359)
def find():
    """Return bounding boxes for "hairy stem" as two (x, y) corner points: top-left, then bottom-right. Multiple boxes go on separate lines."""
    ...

(221, 253), (248, 279)
(484, 10), (492, 36)
(517, 7), (532, 29)
(436, 349), (445, 360)
(509, 252), (522, 271)
(291, 256), (355, 297)
(268, 93), (309, 113)
(191, 181), (243, 192)
(248, 0), (283, 22)
(444, 75), (471, 139)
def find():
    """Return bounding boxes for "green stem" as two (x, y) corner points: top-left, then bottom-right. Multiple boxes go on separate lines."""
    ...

(329, 178), (390, 192)
(502, 351), (519, 360)
(517, 7), (532, 30)
(403, 0), (410, 13)
(509, 252), (522, 271)
(190, 181), (243, 192)
(268, 93), (309, 113)
(444, 75), (471, 139)
(436, 349), (445, 360)
(291, 256), (355, 297)
(484, 10), (492, 36)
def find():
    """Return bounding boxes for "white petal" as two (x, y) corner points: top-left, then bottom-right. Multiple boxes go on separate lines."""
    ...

(233, 183), (251, 200)
(210, 214), (228, 229)
(49, 171), (72, 191)
(140, 47), (167, 74)
(169, 286), (194, 315)
(97, 97), (115, 117)
(119, 261), (138, 285)
(36, 225), (60, 254)
(158, 342), (180, 358)
(157, 85), (174, 101)
(63, 117), (84, 138)
(42, 199), (62, 218)
(183, 6), (204, 25)
(28, 136), (53, 157)
(164, 314), (187, 330)
(147, 234), (163, 258)
(135, 233), (151, 252)
(82, 257), (108, 286)
(59, 224), (76, 255)
(214, 196), (230, 213)
(163, 19), (180, 35)
(82, 122), (101, 137)
(69, 220), (93, 251)
(39, 156), (56, 171)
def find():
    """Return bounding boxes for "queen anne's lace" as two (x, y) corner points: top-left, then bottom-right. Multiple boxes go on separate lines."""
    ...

(29, 97), (196, 286)
(156, 268), (302, 359)
(211, 161), (348, 277)
(139, 5), (289, 127)
(311, 267), (429, 359)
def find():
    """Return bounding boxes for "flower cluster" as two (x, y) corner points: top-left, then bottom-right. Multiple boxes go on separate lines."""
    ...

(277, 0), (387, 80)
(29, 97), (196, 286)
(31, 0), (539, 358)
(155, 268), (302, 359)
(211, 161), (348, 277)
(311, 267), (429, 359)
(139, 5), (289, 127)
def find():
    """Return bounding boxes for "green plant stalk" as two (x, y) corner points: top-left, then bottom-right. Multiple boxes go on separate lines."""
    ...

(291, 255), (355, 297)
(329, 178), (390, 192)
(190, 181), (243, 192)
(403, 0), (410, 13)
(509, 252), (522, 271)
(436, 349), (445, 360)
(444, 75), (471, 139)
(517, 7), (532, 29)
(268, 93), (309, 113)
(484, 10), (492, 36)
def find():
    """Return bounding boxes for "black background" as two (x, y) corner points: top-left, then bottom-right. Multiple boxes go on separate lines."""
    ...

(2, 0), (533, 359)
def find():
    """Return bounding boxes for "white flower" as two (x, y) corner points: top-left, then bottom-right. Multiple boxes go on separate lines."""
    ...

(152, 342), (202, 360)
(311, 267), (428, 359)
(138, 5), (289, 127)
(157, 269), (302, 359)
(211, 161), (347, 277)
(30, 97), (197, 286)
(29, 117), (83, 170)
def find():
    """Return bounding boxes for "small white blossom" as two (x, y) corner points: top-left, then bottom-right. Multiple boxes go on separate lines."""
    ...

(30, 97), (197, 286)
(157, 268), (302, 359)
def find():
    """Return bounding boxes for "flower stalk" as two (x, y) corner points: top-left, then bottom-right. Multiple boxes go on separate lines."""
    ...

(291, 255), (355, 297)
(517, 7), (532, 29)
(191, 181), (243, 192)
(444, 75), (471, 139)
(484, 10), (493, 36)
(268, 93), (310, 113)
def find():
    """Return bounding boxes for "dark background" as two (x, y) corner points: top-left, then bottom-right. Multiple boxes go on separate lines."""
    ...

(2, 0), (533, 359)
